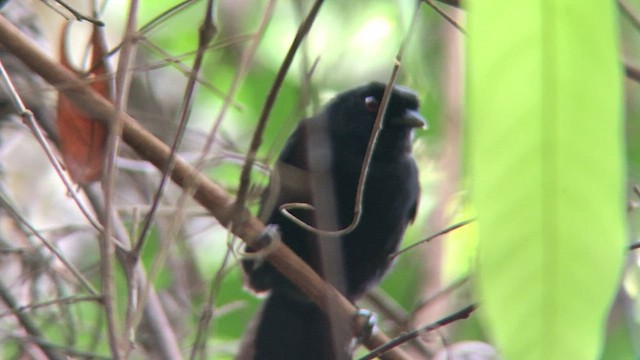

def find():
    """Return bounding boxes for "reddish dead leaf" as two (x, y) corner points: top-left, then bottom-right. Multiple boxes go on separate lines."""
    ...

(56, 23), (110, 184)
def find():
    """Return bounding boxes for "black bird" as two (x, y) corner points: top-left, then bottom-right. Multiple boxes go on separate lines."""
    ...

(238, 82), (424, 360)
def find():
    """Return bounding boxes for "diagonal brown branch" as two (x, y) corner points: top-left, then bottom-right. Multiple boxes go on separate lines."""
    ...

(0, 14), (411, 360)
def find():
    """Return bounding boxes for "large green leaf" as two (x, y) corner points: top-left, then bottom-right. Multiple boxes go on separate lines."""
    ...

(467, 1), (625, 359)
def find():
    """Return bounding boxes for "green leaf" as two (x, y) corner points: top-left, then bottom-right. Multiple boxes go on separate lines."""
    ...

(467, 1), (625, 359)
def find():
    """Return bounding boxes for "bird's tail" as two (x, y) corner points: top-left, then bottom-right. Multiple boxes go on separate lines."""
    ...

(237, 291), (353, 360)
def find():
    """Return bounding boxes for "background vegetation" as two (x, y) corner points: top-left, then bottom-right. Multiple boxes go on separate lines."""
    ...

(0, 0), (637, 359)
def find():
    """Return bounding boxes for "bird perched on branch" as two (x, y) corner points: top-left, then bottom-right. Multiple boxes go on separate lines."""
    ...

(238, 82), (425, 360)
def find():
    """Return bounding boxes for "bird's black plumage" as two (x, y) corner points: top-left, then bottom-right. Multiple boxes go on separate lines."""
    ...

(237, 82), (424, 360)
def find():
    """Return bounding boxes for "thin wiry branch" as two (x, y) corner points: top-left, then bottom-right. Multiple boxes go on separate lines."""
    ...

(0, 295), (101, 318)
(0, 279), (67, 360)
(45, 0), (104, 25)
(188, 2), (277, 358)
(128, 0), (219, 348)
(390, 219), (474, 259)
(0, 190), (99, 295)
(101, 0), (142, 357)
(83, 187), (185, 360)
(11, 334), (112, 360)
(359, 304), (477, 360)
(232, 0), (324, 223)
(0, 60), (103, 231)
(424, 0), (465, 33)
(132, 0), (217, 261)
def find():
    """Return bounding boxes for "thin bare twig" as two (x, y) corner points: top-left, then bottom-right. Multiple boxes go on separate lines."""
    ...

(410, 277), (470, 316)
(198, 5), (275, 167)
(0, 190), (99, 295)
(132, 0), (217, 258)
(424, 0), (466, 33)
(0, 60), (103, 231)
(105, 0), (198, 57)
(101, 0), (141, 356)
(189, 234), (235, 360)
(83, 187), (185, 360)
(48, 0), (105, 25)
(12, 334), (112, 360)
(359, 304), (477, 360)
(187, 2), (277, 358)
(0, 295), (101, 318)
(232, 0), (324, 223)
(0, 279), (67, 360)
(128, 0), (218, 345)
(390, 219), (474, 259)
(134, 6), (217, 246)
(137, 36), (246, 108)
(86, 39), (243, 108)
(364, 289), (432, 357)
(136, 0), (199, 40)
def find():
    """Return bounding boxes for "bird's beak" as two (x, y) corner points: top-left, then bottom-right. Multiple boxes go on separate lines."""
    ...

(391, 109), (427, 129)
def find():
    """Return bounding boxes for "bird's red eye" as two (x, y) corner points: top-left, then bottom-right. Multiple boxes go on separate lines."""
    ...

(364, 96), (379, 112)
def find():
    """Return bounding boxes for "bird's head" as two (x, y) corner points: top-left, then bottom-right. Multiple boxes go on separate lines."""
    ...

(324, 82), (427, 136)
